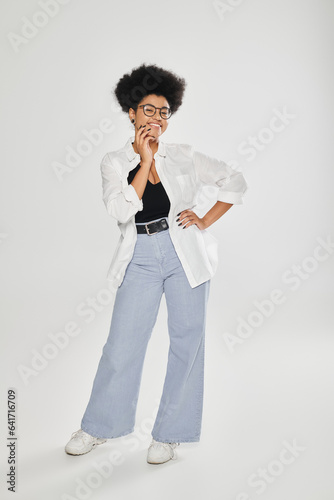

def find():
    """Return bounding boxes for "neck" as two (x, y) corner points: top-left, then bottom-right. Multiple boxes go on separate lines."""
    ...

(150, 140), (159, 155)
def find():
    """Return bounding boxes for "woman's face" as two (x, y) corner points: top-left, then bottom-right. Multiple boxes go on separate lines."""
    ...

(129, 94), (170, 141)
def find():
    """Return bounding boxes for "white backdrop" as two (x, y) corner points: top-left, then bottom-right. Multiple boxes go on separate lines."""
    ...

(1, 0), (334, 499)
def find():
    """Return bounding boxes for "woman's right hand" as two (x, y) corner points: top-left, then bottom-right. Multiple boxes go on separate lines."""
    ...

(133, 125), (154, 166)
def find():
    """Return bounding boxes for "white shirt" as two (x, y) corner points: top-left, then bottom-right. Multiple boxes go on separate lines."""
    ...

(100, 135), (248, 291)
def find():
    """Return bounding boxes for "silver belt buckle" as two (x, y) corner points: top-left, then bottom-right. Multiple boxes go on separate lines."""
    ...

(145, 223), (157, 235)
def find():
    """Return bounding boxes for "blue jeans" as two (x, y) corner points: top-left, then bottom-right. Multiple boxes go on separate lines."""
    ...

(81, 216), (211, 443)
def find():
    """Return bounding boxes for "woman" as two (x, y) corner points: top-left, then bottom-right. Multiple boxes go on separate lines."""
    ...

(65, 63), (248, 464)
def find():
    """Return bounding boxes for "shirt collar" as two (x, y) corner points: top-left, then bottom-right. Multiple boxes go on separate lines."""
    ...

(125, 135), (166, 162)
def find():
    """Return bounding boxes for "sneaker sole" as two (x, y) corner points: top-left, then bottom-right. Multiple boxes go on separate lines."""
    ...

(65, 440), (106, 456)
(147, 452), (177, 464)
(147, 458), (172, 464)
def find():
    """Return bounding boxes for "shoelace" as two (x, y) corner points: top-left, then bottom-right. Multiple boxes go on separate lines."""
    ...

(71, 429), (91, 442)
(151, 440), (180, 451)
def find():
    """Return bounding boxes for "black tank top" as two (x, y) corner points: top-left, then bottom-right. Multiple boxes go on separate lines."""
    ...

(127, 163), (171, 223)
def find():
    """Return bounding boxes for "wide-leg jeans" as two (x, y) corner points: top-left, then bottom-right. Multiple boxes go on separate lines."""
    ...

(81, 216), (211, 443)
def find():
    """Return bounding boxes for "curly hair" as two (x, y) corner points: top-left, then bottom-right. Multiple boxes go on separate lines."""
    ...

(113, 63), (187, 115)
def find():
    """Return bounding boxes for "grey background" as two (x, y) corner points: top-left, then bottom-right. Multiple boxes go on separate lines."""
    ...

(1, 0), (333, 499)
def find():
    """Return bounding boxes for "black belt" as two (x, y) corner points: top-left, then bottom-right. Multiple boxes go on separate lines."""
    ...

(136, 218), (169, 235)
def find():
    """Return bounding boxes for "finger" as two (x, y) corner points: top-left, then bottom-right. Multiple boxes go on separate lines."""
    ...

(135, 125), (146, 142)
(178, 215), (190, 226)
(139, 128), (152, 142)
(179, 211), (192, 220)
(138, 126), (151, 138)
(183, 217), (195, 228)
(136, 126), (146, 141)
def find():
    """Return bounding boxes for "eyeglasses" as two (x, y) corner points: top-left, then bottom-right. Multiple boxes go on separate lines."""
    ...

(138, 104), (172, 119)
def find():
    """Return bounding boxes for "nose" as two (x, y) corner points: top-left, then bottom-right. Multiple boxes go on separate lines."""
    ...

(152, 108), (162, 120)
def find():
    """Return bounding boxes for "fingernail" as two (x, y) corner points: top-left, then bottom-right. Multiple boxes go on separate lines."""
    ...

(178, 223), (182, 226)
(177, 212), (181, 216)
(147, 128), (151, 131)
(142, 125), (146, 127)
(183, 226), (186, 229)
(176, 218), (179, 222)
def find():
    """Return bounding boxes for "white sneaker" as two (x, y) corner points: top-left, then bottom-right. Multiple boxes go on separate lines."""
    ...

(65, 429), (107, 455)
(147, 439), (180, 464)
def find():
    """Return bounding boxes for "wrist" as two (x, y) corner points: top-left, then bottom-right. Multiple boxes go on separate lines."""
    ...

(140, 161), (152, 169)
(201, 216), (210, 229)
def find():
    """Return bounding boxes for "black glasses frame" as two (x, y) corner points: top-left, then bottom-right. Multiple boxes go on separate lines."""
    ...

(138, 104), (172, 119)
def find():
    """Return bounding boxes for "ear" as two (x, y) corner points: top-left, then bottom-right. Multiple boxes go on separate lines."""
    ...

(129, 107), (136, 122)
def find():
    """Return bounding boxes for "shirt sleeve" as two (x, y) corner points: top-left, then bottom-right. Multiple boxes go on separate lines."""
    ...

(192, 148), (248, 204)
(100, 153), (143, 223)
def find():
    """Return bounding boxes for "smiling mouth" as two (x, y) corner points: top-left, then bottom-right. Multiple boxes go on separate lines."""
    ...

(149, 123), (161, 129)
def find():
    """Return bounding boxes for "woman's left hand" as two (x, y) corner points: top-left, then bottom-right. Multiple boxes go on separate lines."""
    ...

(176, 210), (208, 230)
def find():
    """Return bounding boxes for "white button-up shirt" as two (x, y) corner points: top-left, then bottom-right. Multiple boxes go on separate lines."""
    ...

(101, 136), (248, 291)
